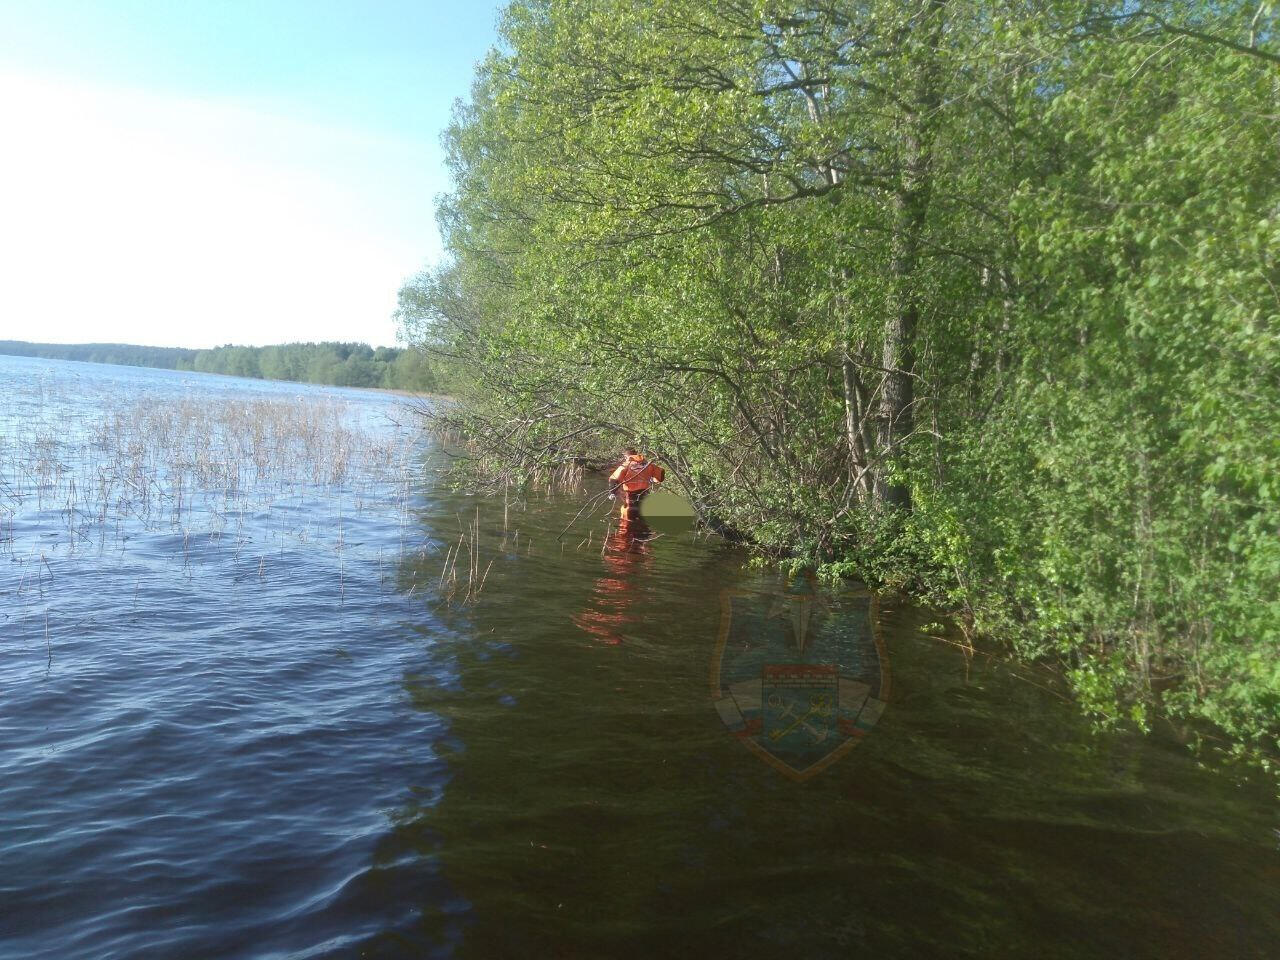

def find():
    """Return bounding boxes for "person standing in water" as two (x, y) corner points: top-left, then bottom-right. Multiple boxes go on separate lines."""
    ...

(608, 447), (665, 521)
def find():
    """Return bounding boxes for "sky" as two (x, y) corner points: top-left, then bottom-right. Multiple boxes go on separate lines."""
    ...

(0, 0), (505, 349)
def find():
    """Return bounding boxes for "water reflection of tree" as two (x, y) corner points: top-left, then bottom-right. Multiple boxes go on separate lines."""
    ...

(363, 504), (1280, 959)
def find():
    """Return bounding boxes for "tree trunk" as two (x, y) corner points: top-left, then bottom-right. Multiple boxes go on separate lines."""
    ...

(876, 0), (946, 511)
(842, 349), (872, 503)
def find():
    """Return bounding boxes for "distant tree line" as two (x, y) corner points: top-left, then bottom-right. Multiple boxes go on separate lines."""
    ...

(0, 339), (444, 392)
(0, 340), (198, 370)
(176, 342), (443, 391)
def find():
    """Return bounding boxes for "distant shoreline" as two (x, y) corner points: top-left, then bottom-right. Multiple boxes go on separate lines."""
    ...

(4, 351), (444, 398)
(0, 338), (441, 394)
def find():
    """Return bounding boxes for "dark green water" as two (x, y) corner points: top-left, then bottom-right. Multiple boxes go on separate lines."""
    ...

(2, 357), (1276, 959)
(378, 486), (1280, 959)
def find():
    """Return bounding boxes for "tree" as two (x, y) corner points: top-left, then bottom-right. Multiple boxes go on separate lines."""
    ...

(402, 0), (1280, 772)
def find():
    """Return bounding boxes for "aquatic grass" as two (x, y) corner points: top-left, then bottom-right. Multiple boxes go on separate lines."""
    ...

(436, 507), (494, 606)
(0, 376), (430, 626)
(0, 371), (545, 625)
(5, 395), (403, 536)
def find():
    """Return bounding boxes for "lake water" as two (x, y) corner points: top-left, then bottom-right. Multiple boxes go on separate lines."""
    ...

(1, 355), (1277, 959)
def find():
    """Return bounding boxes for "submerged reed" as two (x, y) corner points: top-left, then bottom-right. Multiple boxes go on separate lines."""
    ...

(0, 375), (428, 614)
(437, 506), (493, 605)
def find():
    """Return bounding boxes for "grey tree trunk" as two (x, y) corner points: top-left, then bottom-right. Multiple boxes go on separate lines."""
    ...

(876, 0), (946, 511)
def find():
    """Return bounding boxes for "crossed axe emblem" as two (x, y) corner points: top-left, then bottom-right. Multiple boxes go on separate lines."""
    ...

(766, 692), (835, 744)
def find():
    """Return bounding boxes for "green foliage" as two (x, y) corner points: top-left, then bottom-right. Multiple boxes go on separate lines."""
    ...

(0, 340), (198, 369)
(401, 0), (1280, 774)
(1, 339), (444, 392)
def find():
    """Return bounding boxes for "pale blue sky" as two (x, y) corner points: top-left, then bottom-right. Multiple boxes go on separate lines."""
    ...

(0, 1), (505, 348)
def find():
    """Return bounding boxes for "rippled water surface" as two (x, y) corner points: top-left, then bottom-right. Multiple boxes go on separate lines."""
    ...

(2, 356), (1278, 959)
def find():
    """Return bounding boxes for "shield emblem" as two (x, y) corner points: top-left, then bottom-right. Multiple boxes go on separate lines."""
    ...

(711, 579), (889, 780)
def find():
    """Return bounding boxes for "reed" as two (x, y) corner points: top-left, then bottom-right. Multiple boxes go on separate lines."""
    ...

(0, 375), (426, 610)
(435, 506), (494, 605)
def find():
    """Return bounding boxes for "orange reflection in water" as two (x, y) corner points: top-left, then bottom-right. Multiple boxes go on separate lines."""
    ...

(571, 516), (657, 645)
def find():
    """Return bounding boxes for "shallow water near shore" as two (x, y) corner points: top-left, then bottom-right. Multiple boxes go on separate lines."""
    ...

(1, 355), (1277, 959)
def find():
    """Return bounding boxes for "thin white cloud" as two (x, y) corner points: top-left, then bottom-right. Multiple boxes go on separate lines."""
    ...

(0, 71), (444, 348)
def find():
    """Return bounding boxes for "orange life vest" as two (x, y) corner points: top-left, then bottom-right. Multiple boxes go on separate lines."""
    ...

(609, 454), (664, 493)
